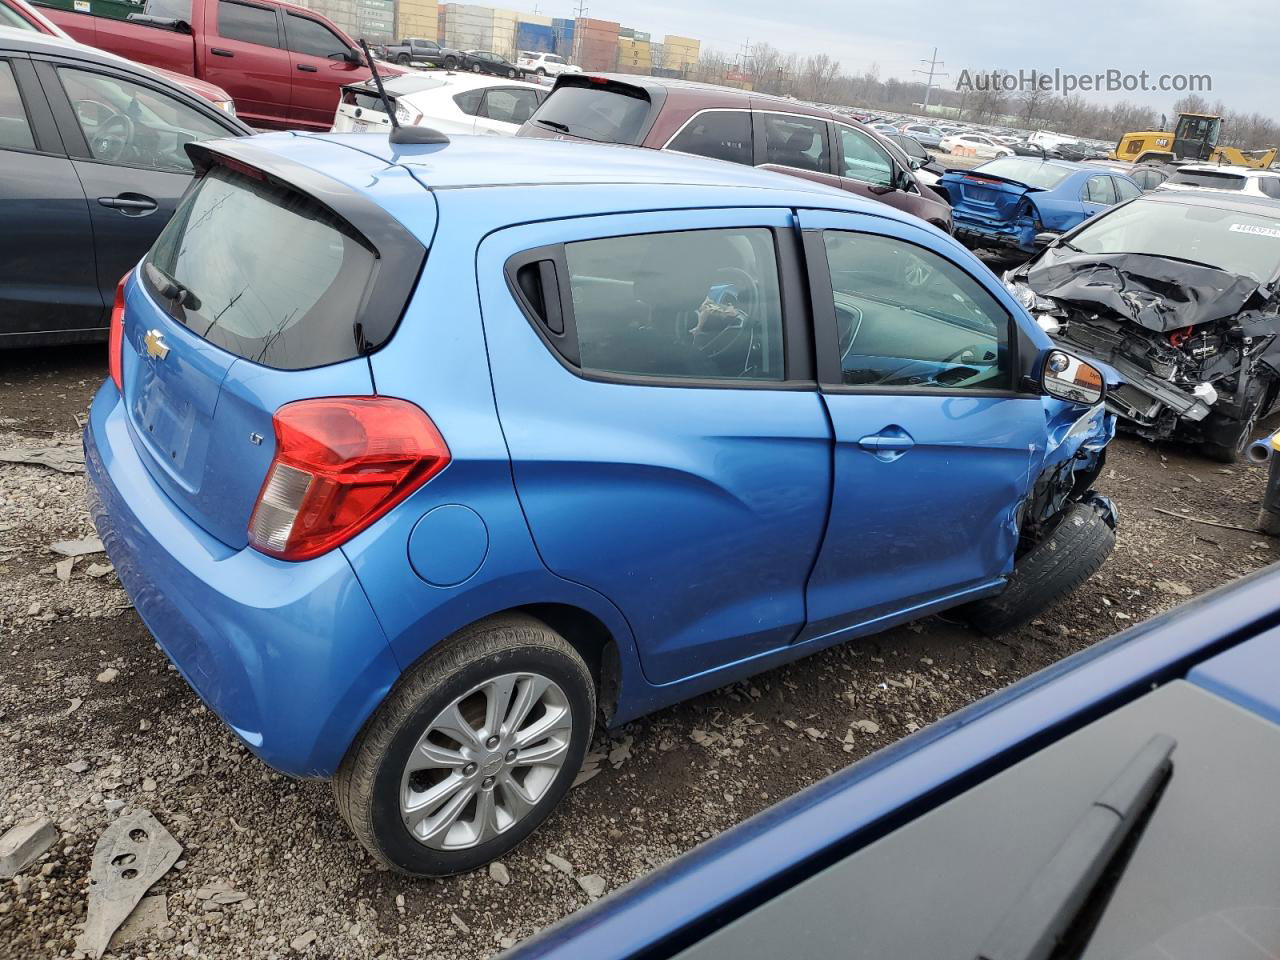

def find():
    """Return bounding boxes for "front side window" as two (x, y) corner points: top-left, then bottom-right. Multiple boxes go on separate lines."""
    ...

(666, 110), (751, 165)
(837, 125), (894, 186)
(0, 60), (35, 151)
(821, 231), (1011, 391)
(480, 88), (540, 124)
(563, 228), (784, 381)
(1084, 175), (1118, 205)
(285, 14), (348, 58)
(218, 0), (280, 47)
(761, 113), (829, 173)
(59, 68), (230, 172)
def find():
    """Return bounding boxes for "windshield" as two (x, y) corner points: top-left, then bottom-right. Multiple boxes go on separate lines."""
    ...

(530, 83), (652, 143)
(973, 157), (1073, 189)
(1069, 199), (1280, 282)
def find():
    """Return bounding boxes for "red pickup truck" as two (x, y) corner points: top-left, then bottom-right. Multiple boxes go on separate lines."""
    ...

(37, 0), (403, 130)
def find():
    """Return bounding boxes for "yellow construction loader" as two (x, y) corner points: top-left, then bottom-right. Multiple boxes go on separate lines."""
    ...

(1112, 113), (1278, 168)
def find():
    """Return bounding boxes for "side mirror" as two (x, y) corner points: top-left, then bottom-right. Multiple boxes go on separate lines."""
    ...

(1033, 231), (1059, 248)
(1042, 350), (1105, 406)
(908, 157), (923, 171)
(330, 50), (363, 65)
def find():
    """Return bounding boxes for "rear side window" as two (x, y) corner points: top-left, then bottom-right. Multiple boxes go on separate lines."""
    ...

(530, 83), (651, 143)
(453, 88), (483, 116)
(761, 113), (830, 173)
(1114, 177), (1142, 201)
(561, 228), (784, 381)
(1084, 175), (1118, 204)
(144, 166), (377, 369)
(0, 60), (36, 151)
(218, 0), (280, 48)
(481, 88), (540, 124)
(667, 110), (752, 165)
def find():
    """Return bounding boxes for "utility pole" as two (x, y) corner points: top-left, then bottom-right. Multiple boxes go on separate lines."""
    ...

(913, 47), (948, 112)
(571, 0), (587, 65)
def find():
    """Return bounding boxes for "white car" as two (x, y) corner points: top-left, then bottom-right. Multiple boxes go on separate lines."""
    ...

(516, 51), (580, 77)
(939, 133), (1014, 158)
(1157, 164), (1280, 200)
(332, 72), (547, 137)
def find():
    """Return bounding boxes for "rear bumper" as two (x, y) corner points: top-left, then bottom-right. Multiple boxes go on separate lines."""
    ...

(84, 382), (401, 778)
(952, 215), (1037, 252)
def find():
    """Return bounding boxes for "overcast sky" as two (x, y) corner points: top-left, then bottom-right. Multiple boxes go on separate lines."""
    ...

(570, 0), (1274, 117)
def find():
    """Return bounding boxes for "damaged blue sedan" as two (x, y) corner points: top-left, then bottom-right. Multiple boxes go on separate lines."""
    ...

(86, 132), (1117, 876)
(939, 157), (1143, 253)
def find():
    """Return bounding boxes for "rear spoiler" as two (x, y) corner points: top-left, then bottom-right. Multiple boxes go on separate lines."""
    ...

(940, 169), (1048, 192)
(183, 139), (427, 353)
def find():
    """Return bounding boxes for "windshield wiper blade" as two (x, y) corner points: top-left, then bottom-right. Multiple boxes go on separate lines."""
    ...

(973, 734), (1176, 960)
(534, 118), (571, 133)
(143, 260), (201, 310)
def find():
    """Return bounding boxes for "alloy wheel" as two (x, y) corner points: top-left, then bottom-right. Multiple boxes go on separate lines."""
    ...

(399, 672), (573, 850)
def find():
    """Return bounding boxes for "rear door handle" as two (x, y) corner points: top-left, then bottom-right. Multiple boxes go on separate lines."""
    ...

(210, 47), (234, 57)
(98, 194), (158, 216)
(297, 63), (318, 72)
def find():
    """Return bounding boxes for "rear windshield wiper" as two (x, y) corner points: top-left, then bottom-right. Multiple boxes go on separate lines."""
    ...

(144, 261), (201, 311)
(534, 118), (571, 134)
(973, 734), (1175, 960)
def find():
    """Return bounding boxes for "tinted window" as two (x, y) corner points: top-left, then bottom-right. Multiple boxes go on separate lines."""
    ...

(837, 125), (893, 186)
(762, 113), (829, 173)
(667, 110), (751, 165)
(974, 157), (1072, 189)
(453, 88), (483, 115)
(887, 134), (927, 160)
(147, 166), (377, 368)
(822, 231), (1010, 390)
(1167, 169), (1248, 191)
(1084, 175), (1118, 204)
(481, 88), (540, 124)
(285, 14), (347, 57)
(147, 0), (192, 21)
(564, 228), (784, 381)
(530, 83), (651, 143)
(59, 68), (230, 172)
(218, 0), (279, 47)
(0, 61), (35, 151)
(1115, 177), (1142, 201)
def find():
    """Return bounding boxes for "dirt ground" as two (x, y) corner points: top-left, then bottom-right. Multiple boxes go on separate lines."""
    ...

(1, 344), (1277, 960)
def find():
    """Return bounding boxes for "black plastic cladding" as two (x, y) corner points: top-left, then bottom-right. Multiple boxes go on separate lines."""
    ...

(184, 139), (428, 357)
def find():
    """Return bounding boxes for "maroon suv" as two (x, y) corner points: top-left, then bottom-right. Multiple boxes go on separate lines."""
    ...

(518, 74), (951, 231)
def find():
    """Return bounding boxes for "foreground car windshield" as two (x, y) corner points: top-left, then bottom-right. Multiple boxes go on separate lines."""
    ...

(1068, 200), (1280, 282)
(974, 158), (1072, 189)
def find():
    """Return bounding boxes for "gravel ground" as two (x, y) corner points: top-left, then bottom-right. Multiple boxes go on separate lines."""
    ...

(1, 345), (1277, 960)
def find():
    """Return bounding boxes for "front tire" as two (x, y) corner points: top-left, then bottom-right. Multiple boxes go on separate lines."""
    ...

(471, 63), (482, 73)
(508, 67), (517, 78)
(334, 614), (595, 876)
(444, 56), (457, 70)
(536, 67), (547, 76)
(964, 500), (1115, 635)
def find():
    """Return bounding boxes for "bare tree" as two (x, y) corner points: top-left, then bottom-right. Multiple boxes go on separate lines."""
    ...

(800, 53), (840, 103)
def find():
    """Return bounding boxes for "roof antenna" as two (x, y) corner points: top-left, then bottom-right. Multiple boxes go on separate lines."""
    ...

(358, 40), (449, 146)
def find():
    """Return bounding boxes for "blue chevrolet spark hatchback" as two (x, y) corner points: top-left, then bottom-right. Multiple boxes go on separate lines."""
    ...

(85, 131), (1118, 875)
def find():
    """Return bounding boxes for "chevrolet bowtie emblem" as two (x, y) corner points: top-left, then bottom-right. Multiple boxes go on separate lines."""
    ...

(144, 329), (170, 360)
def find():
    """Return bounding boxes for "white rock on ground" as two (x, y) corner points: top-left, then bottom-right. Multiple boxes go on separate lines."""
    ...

(0, 817), (58, 878)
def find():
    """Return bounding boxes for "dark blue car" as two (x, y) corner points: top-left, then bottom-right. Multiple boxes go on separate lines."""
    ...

(85, 131), (1117, 876)
(939, 157), (1144, 254)
(508, 564), (1280, 960)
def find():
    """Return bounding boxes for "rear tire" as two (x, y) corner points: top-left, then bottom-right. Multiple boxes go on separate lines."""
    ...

(471, 63), (482, 73)
(396, 54), (410, 65)
(964, 501), (1115, 636)
(444, 56), (457, 70)
(536, 67), (547, 76)
(334, 614), (595, 876)
(508, 68), (517, 78)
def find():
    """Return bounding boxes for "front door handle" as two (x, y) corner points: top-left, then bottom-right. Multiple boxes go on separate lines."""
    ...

(210, 47), (234, 57)
(297, 63), (318, 72)
(858, 426), (915, 462)
(98, 193), (158, 216)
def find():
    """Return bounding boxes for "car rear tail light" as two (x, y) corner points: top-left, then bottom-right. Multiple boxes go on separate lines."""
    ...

(247, 397), (450, 561)
(108, 271), (129, 392)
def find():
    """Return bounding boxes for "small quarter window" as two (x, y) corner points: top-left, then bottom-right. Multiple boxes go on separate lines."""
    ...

(667, 110), (752, 166)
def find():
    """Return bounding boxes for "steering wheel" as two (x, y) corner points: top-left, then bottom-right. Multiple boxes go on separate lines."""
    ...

(93, 112), (135, 163)
(713, 267), (760, 319)
(942, 343), (994, 366)
(690, 266), (761, 366)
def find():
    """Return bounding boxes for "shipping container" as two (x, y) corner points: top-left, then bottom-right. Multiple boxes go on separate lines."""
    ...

(515, 21), (555, 54)
(551, 17), (574, 58)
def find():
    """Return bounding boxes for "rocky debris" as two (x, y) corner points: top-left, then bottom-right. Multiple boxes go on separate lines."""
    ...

(576, 874), (607, 899)
(86, 562), (114, 579)
(95, 668), (119, 683)
(108, 893), (168, 950)
(1156, 580), (1194, 597)
(851, 719), (881, 734)
(55, 557), (74, 582)
(489, 861), (511, 886)
(608, 735), (633, 769)
(64, 759), (91, 774)
(450, 912), (470, 934)
(77, 809), (182, 959)
(545, 852), (574, 876)
(49, 536), (104, 558)
(290, 929), (318, 951)
(0, 817), (58, 878)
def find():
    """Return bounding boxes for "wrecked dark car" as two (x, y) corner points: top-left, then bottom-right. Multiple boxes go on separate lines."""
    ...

(1005, 191), (1280, 460)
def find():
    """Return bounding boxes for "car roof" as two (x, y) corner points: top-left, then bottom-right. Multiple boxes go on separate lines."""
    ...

(1135, 188), (1280, 216)
(362, 70), (540, 96)
(1175, 163), (1279, 177)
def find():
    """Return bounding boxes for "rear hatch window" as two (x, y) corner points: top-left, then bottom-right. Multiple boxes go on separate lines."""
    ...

(1167, 169), (1247, 191)
(526, 77), (652, 144)
(971, 158), (1072, 190)
(144, 165), (376, 369)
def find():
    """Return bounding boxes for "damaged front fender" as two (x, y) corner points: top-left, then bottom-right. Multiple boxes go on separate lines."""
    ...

(1021, 400), (1116, 543)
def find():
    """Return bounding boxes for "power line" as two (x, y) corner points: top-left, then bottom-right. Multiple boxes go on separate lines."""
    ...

(912, 47), (948, 111)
